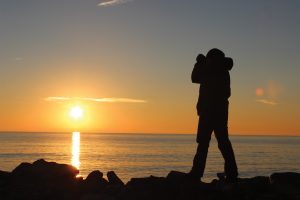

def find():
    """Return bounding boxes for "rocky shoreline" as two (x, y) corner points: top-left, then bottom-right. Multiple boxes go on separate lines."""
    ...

(0, 159), (299, 200)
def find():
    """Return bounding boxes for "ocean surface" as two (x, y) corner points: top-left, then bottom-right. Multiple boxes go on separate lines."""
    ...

(0, 132), (299, 182)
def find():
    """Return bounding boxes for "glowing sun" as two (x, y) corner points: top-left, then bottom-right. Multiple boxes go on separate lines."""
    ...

(70, 106), (83, 120)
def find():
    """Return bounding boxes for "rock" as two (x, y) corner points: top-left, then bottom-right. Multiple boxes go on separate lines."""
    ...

(1, 159), (300, 200)
(81, 193), (115, 200)
(166, 171), (220, 200)
(216, 176), (271, 200)
(0, 170), (10, 189)
(127, 175), (166, 188)
(107, 171), (124, 187)
(11, 162), (32, 176)
(86, 170), (104, 181)
(236, 176), (270, 191)
(0, 170), (10, 181)
(125, 176), (167, 200)
(0, 170), (10, 199)
(270, 172), (300, 186)
(7, 159), (81, 200)
(82, 170), (109, 194)
(166, 171), (187, 184)
(270, 172), (300, 198)
(32, 159), (79, 179)
(11, 159), (79, 182)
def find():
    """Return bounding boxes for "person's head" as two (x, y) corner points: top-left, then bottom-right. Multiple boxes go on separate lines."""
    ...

(196, 54), (205, 63)
(206, 48), (233, 70)
(206, 48), (225, 60)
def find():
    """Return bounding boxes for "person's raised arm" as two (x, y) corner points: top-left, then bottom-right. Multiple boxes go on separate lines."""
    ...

(191, 54), (206, 84)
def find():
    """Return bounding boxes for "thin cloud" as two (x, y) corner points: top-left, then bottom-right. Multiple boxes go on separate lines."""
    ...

(256, 99), (278, 106)
(15, 57), (24, 61)
(98, 0), (133, 7)
(45, 96), (146, 103)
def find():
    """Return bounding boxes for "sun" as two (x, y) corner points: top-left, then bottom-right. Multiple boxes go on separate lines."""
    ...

(69, 106), (83, 120)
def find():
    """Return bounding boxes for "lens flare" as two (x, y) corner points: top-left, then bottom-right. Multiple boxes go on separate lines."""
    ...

(255, 88), (264, 96)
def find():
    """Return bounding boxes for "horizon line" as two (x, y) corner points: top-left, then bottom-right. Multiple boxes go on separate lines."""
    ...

(0, 131), (299, 137)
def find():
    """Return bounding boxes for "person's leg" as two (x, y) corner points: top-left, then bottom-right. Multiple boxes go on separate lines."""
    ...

(190, 116), (213, 179)
(214, 128), (238, 179)
(214, 101), (238, 179)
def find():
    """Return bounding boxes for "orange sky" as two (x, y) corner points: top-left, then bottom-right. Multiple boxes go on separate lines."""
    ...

(0, 79), (299, 135)
(0, 1), (300, 136)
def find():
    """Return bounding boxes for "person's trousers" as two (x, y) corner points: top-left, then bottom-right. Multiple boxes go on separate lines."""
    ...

(192, 101), (238, 178)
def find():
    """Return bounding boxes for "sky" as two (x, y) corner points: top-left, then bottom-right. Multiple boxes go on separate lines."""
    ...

(0, 0), (299, 135)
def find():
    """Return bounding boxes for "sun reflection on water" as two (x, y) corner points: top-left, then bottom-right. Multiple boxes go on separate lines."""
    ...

(72, 131), (80, 170)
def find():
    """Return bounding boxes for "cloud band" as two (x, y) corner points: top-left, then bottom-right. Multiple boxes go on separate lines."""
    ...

(45, 96), (146, 103)
(98, 0), (133, 7)
(256, 99), (278, 106)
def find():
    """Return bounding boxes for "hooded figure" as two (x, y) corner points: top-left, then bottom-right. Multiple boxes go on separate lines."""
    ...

(190, 48), (238, 182)
(192, 49), (233, 115)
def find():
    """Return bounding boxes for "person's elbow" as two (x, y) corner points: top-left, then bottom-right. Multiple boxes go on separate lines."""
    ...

(191, 75), (201, 83)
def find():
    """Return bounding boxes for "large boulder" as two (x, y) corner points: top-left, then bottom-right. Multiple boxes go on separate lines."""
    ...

(11, 159), (79, 181)
(5, 159), (81, 200)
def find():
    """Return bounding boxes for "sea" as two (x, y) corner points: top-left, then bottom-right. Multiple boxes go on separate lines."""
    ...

(0, 132), (299, 183)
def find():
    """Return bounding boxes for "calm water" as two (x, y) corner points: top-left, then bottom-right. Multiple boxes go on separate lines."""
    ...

(0, 132), (299, 182)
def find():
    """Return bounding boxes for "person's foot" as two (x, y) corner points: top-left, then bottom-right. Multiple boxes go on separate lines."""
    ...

(186, 170), (202, 183)
(217, 172), (238, 183)
(217, 172), (226, 181)
(225, 175), (238, 183)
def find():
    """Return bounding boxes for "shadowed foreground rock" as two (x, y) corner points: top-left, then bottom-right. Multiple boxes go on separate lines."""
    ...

(0, 159), (299, 200)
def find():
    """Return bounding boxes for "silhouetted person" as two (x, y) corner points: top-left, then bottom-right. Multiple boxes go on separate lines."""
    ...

(190, 48), (238, 182)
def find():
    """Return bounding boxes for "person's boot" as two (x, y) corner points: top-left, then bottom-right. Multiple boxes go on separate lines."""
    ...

(186, 169), (202, 183)
(225, 174), (238, 183)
